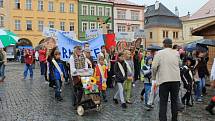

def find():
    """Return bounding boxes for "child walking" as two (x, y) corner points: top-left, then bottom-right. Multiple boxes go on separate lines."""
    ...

(113, 52), (128, 109)
(94, 56), (108, 102)
(50, 50), (67, 101)
(23, 49), (34, 80)
(180, 57), (195, 107)
(141, 57), (153, 109)
(124, 50), (134, 104)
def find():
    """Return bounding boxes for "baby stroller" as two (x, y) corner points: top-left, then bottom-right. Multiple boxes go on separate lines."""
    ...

(72, 69), (101, 116)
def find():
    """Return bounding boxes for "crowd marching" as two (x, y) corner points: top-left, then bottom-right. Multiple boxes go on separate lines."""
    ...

(0, 37), (214, 121)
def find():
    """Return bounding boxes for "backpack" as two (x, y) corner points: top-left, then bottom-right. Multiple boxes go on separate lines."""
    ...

(0, 51), (4, 65)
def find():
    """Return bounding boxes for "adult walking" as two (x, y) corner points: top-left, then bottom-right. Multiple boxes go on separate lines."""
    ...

(0, 48), (7, 82)
(69, 46), (88, 106)
(152, 38), (181, 121)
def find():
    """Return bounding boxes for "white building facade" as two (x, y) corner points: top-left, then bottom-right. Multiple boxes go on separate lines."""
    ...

(113, 1), (144, 33)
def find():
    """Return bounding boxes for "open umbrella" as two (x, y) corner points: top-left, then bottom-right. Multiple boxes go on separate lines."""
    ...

(197, 39), (215, 47)
(147, 44), (163, 51)
(0, 29), (19, 48)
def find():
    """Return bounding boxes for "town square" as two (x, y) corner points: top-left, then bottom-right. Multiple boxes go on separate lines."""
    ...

(0, 0), (215, 121)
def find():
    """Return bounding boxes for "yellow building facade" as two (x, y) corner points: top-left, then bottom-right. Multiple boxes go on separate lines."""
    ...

(182, 16), (215, 43)
(2, 0), (78, 46)
(182, 0), (215, 43)
(146, 27), (183, 47)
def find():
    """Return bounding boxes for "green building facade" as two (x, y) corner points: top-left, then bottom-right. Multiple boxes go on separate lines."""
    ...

(78, 0), (113, 41)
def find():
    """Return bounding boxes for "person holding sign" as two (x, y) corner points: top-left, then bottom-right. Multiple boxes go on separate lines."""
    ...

(49, 50), (67, 101)
(69, 46), (88, 106)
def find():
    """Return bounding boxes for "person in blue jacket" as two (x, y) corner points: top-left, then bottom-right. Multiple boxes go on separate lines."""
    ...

(50, 50), (67, 101)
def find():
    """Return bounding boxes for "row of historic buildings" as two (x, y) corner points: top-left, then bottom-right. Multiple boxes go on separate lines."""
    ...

(0, 0), (214, 49)
(0, 0), (145, 45)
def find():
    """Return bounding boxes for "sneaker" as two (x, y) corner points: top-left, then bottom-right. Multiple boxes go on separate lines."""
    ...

(196, 98), (203, 102)
(113, 98), (118, 104)
(56, 96), (63, 101)
(145, 104), (152, 111)
(121, 103), (127, 109)
(126, 100), (132, 104)
(186, 103), (193, 107)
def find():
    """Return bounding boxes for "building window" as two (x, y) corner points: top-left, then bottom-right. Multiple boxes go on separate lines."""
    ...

(150, 32), (153, 39)
(98, 23), (102, 29)
(90, 22), (96, 30)
(49, 21), (54, 28)
(131, 25), (140, 32)
(98, 6), (104, 16)
(173, 31), (179, 39)
(69, 22), (74, 31)
(82, 22), (88, 31)
(117, 10), (126, 19)
(69, 4), (74, 13)
(82, 5), (88, 15)
(163, 30), (168, 38)
(60, 22), (65, 31)
(117, 24), (126, 32)
(60, 2), (65, 13)
(38, 21), (44, 32)
(38, 0), (43, 11)
(26, 20), (32, 30)
(0, 16), (4, 27)
(105, 7), (111, 17)
(90, 6), (96, 16)
(15, 20), (21, 30)
(15, 0), (21, 9)
(48, 1), (54, 12)
(0, 0), (3, 8)
(131, 11), (139, 20)
(25, 0), (32, 10)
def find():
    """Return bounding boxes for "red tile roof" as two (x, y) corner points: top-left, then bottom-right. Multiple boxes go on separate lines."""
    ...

(189, 0), (215, 20)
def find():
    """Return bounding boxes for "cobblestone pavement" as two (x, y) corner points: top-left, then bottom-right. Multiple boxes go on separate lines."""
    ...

(0, 63), (214, 121)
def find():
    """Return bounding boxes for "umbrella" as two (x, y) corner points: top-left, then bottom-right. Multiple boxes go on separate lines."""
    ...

(196, 39), (215, 47)
(0, 29), (19, 48)
(183, 39), (214, 52)
(147, 44), (163, 51)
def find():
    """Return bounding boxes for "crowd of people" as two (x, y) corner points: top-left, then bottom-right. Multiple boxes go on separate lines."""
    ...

(3, 37), (214, 120)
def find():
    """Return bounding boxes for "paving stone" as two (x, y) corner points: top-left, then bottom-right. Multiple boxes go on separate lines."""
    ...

(0, 63), (214, 121)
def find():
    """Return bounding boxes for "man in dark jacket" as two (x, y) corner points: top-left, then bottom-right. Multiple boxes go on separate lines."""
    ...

(113, 52), (128, 109)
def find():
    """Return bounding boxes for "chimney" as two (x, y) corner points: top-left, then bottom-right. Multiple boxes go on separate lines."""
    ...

(175, 6), (179, 16)
(187, 12), (190, 17)
(155, 1), (159, 10)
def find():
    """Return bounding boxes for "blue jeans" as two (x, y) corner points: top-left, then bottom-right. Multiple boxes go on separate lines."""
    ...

(144, 83), (152, 105)
(55, 80), (62, 97)
(200, 78), (205, 93)
(40, 62), (46, 75)
(195, 81), (201, 100)
(23, 64), (33, 79)
(0, 64), (5, 77)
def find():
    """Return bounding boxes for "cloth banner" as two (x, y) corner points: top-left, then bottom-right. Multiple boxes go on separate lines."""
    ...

(43, 27), (77, 40)
(56, 32), (104, 61)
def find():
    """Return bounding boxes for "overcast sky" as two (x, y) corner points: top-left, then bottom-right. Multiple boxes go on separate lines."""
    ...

(131, 0), (209, 16)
